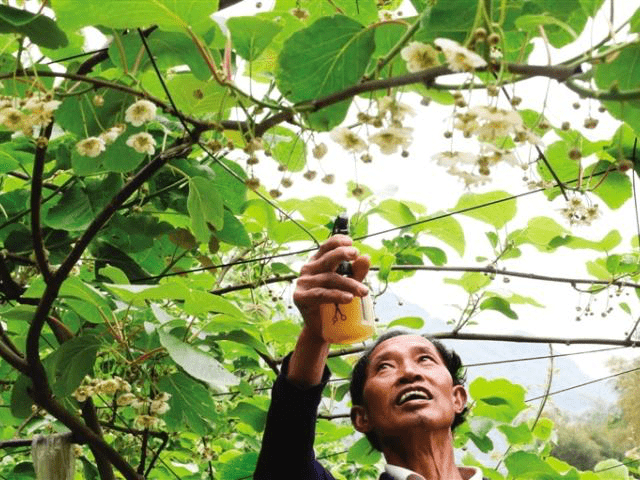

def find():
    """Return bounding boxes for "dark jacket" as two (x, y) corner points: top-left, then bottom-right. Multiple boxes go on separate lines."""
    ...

(254, 354), (396, 479)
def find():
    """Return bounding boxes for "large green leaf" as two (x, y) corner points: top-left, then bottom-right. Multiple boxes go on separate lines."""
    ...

(187, 176), (224, 242)
(51, 334), (101, 397)
(0, 5), (67, 49)
(455, 191), (517, 229)
(276, 15), (375, 130)
(470, 377), (527, 423)
(216, 209), (251, 247)
(157, 372), (218, 435)
(227, 16), (282, 61)
(584, 161), (632, 209)
(52, 0), (219, 35)
(412, 214), (465, 256)
(158, 328), (239, 388)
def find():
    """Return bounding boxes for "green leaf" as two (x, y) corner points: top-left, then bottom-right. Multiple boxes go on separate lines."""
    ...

(216, 452), (259, 480)
(505, 451), (566, 480)
(346, 437), (382, 465)
(0, 5), (68, 49)
(276, 15), (375, 130)
(420, 246), (447, 266)
(584, 161), (631, 209)
(455, 191), (517, 229)
(216, 209), (251, 247)
(163, 75), (234, 117)
(594, 460), (629, 480)
(479, 296), (518, 319)
(265, 126), (307, 172)
(387, 316), (424, 329)
(10, 374), (33, 418)
(444, 272), (491, 294)
(212, 158), (247, 214)
(498, 422), (533, 445)
(515, 14), (578, 39)
(470, 377), (527, 423)
(158, 328), (239, 389)
(0, 144), (33, 173)
(187, 176), (224, 242)
(229, 402), (267, 432)
(413, 214), (465, 256)
(631, 7), (640, 33)
(157, 372), (217, 435)
(228, 16), (282, 61)
(51, 334), (101, 397)
(43, 183), (94, 231)
(52, 0), (219, 35)
(533, 417), (554, 440)
(371, 199), (416, 226)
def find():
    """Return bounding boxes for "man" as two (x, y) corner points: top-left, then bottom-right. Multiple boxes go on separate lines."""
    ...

(254, 235), (480, 480)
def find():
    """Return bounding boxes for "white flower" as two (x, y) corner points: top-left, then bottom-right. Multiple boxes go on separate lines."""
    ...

(0, 108), (25, 130)
(368, 126), (413, 154)
(312, 142), (328, 159)
(480, 144), (521, 167)
(25, 98), (61, 127)
(400, 42), (439, 72)
(447, 166), (489, 187)
(76, 137), (106, 157)
(377, 96), (415, 122)
(432, 151), (477, 167)
(329, 127), (367, 153)
(150, 400), (170, 415)
(125, 99), (157, 126)
(96, 379), (120, 395)
(559, 197), (599, 226)
(468, 106), (523, 141)
(116, 393), (137, 406)
(434, 38), (487, 72)
(126, 132), (156, 155)
(134, 415), (159, 429)
(72, 386), (93, 402)
(100, 124), (126, 145)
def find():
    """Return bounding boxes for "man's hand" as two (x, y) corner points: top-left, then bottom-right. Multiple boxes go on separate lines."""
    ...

(293, 234), (370, 342)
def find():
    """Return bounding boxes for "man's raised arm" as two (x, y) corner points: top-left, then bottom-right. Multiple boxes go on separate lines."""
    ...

(254, 235), (370, 478)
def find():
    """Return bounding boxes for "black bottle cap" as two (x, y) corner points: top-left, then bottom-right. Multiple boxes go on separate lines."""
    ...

(332, 214), (353, 276)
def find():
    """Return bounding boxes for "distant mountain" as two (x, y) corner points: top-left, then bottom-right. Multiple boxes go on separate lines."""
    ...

(374, 292), (617, 415)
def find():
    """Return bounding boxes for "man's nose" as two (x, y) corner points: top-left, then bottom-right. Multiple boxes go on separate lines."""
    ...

(397, 360), (424, 382)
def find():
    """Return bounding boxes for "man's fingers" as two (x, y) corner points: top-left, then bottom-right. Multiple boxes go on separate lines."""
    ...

(351, 255), (370, 283)
(296, 272), (368, 297)
(295, 287), (354, 307)
(304, 245), (359, 275)
(311, 235), (352, 261)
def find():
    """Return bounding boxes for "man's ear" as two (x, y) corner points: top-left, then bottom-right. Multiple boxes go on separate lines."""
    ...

(452, 385), (468, 414)
(351, 405), (372, 433)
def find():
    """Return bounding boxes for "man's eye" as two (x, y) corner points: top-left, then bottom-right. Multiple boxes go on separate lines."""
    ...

(376, 362), (391, 371)
(419, 355), (433, 362)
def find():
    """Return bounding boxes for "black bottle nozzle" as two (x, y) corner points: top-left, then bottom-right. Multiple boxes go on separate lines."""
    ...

(331, 214), (353, 276)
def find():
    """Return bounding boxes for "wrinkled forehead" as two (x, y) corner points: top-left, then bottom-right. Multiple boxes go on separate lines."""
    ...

(368, 334), (443, 364)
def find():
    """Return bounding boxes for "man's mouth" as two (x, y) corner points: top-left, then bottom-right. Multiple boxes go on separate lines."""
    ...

(396, 388), (432, 405)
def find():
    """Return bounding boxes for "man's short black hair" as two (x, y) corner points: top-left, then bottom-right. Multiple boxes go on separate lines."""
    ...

(349, 330), (468, 451)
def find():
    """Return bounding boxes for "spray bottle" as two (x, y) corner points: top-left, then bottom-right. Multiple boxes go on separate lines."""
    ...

(319, 214), (375, 344)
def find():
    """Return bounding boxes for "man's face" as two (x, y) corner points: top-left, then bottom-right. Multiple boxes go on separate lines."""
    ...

(351, 335), (467, 443)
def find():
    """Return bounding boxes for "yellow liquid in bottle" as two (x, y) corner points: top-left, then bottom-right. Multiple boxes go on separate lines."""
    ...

(320, 295), (375, 344)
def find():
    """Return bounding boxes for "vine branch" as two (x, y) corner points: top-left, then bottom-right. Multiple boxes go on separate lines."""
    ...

(30, 122), (54, 284)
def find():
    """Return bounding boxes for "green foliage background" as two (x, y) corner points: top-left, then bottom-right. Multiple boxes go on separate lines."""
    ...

(0, 0), (639, 479)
